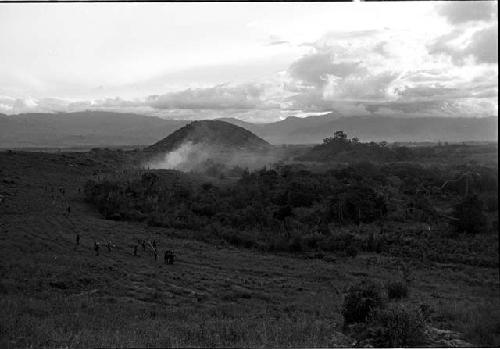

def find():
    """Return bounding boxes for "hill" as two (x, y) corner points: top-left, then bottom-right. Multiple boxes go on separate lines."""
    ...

(143, 120), (272, 171)
(145, 120), (270, 153)
(298, 131), (498, 165)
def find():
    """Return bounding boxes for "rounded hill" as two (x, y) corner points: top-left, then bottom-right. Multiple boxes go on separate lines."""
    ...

(145, 120), (270, 152)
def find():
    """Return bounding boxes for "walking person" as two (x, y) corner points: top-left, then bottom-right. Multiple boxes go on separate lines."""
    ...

(94, 241), (99, 256)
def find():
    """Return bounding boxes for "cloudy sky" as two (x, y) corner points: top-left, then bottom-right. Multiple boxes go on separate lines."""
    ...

(0, 1), (497, 122)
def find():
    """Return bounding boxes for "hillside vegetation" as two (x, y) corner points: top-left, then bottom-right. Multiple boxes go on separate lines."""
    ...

(1, 131), (498, 347)
(299, 130), (499, 165)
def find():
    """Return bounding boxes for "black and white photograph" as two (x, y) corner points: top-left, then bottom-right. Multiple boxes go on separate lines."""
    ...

(0, 1), (498, 347)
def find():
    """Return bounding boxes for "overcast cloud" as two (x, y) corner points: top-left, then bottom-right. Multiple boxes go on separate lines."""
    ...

(0, 1), (497, 121)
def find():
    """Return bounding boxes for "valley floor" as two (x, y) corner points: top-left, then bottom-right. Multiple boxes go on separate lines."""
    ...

(0, 151), (498, 348)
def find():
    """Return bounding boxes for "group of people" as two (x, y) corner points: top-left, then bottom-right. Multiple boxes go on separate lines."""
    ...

(75, 234), (175, 265)
(50, 184), (177, 265)
(92, 240), (115, 255)
(133, 239), (175, 265)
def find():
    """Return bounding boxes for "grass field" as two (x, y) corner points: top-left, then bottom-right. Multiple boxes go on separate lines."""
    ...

(0, 150), (498, 348)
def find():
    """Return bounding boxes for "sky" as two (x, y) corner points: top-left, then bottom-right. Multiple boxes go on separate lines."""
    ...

(0, 1), (497, 122)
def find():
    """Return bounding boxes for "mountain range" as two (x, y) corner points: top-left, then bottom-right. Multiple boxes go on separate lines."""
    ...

(0, 111), (497, 148)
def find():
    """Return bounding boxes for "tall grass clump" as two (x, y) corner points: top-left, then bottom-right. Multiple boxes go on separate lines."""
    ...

(369, 303), (426, 348)
(342, 280), (384, 325)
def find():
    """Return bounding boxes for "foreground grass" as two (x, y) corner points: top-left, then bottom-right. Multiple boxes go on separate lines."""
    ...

(432, 300), (500, 347)
(1, 151), (498, 348)
(0, 293), (347, 348)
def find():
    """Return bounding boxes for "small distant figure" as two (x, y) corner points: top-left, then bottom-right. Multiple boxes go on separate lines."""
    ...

(153, 248), (158, 261)
(133, 245), (138, 256)
(76, 234), (80, 246)
(164, 250), (175, 265)
(66, 205), (71, 216)
(152, 240), (157, 249)
(94, 241), (100, 256)
(141, 240), (146, 251)
(106, 241), (112, 252)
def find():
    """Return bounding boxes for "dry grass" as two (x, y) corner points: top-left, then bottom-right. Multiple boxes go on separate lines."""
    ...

(432, 300), (500, 347)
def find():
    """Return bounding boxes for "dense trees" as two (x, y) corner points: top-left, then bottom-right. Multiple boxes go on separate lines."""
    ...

(84, 146), (497, 252)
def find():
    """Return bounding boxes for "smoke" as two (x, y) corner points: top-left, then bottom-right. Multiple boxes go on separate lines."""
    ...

(145, 141), (208, 171)
(145, 141), (284, 174)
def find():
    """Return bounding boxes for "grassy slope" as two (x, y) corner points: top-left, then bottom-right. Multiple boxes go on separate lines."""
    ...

(0, 151), (498, 348)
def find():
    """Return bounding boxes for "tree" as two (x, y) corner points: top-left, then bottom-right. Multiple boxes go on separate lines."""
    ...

(334, 130), (348, 141)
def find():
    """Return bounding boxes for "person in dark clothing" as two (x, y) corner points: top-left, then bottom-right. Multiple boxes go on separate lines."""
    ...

(94, 241), (99, 256)
(164, 250), (175, 265)
(133, 245), (138, 256)
(76, 234), (80, 245)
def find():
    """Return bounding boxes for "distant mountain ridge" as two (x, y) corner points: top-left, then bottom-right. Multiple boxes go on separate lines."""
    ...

(220, 114), (498, 144)
(0, 111), (189, 148)
(0, 111), (497, 148)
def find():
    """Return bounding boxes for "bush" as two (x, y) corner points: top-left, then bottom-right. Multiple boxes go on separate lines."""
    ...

(451, 195), (487, 235)
(386, 280), (409, 300)
(345, 244), (358, 258)
(320, 232), (358, 252)
(288, 236), (304, 252)
(342, 280), (384, 325)
(364, 232), (384, 253)
(369, 303), (426, 348)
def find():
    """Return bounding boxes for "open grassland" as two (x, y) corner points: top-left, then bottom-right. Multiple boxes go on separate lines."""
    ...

(0, 150), (498, 348)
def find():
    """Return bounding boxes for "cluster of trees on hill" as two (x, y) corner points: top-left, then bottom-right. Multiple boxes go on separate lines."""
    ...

(300, 130), (498, 164)
(84, 159), (497, 253)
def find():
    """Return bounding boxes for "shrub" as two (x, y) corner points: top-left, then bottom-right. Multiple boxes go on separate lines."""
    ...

(321, 232), (358, 252)
(288, 236), (304, 252)
(364, 232), (384, 253)
(386, 280), (409, 300)
(342, 280), (384, 325)
(451, 195), (487, 235)
(369, 303), (426, 348)
(345, 244), (358, 258)
(302, 233), (323, 249)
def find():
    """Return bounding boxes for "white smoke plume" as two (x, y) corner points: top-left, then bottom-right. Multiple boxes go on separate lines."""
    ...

(144, 141), (284, 174)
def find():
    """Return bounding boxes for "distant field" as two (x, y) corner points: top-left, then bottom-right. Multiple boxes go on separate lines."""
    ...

(0, 145), (147, 153)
